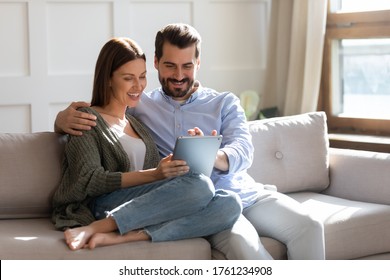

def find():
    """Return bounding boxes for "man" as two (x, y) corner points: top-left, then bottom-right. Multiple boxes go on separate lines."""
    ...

(55, 23), (325, 259)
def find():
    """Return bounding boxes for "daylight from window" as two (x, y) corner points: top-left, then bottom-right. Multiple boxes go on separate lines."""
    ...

(333, 0), (390, 12)
(339, 39), (390, 119)
(331, 0), (390, 119)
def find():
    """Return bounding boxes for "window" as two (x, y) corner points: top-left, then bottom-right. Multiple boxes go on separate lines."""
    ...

(320, 0), (390, 136)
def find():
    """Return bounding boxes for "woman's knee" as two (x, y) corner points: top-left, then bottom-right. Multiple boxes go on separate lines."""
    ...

(176, 172), (215, 206)
(216, 190), (242, 225)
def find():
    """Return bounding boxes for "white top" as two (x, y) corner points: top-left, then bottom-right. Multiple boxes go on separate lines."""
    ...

(118, 134), (145, 171)
(100, 113), (146, 171)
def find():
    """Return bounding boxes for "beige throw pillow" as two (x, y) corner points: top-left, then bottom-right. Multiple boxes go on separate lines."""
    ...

(247, 111), (330, 193)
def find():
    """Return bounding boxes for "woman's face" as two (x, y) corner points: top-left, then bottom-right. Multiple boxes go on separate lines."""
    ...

(110, 58), (147, 108)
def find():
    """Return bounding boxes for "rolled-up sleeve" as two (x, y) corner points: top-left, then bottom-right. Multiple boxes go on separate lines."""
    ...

(219, 93), (254, 174)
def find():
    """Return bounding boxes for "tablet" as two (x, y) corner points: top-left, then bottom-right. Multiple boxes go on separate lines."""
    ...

(172, 135), (223, 177)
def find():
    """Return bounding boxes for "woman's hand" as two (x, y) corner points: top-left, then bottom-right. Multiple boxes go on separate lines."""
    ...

(154, 154), (190, 179)
(121, 155), (189, 188)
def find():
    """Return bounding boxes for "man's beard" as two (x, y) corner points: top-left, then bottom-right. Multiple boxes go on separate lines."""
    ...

(159, 76), (194, 99)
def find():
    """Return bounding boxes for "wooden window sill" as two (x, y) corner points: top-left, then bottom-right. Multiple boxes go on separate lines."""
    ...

(329, 133), (390, 153)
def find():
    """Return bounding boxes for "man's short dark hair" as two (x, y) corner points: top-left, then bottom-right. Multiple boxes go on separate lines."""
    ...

(155, 23), (201, 61)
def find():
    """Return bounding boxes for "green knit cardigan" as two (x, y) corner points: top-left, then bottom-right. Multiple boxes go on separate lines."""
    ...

(51, 107), (160, 230)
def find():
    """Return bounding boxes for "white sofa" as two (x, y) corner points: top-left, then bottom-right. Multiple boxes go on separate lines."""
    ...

(1, 111), (389, 259)
(247, 112), (390, 260)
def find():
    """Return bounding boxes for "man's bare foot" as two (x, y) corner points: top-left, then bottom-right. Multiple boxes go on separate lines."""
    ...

(87, 230), (150, 249)
(64, 226), (94, 250)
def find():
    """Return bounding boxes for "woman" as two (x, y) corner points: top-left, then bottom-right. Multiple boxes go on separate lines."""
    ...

(51, 37), (241, 250)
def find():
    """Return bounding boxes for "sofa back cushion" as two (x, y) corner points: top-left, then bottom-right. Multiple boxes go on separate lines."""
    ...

(0, 132), (66, 219)
(247, 112), (330, 193)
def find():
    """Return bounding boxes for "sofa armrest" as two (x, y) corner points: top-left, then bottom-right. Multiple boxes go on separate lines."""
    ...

(322, 148), (390, 205)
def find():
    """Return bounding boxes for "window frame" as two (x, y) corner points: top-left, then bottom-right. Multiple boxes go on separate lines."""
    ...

(320, 8), (390, 136)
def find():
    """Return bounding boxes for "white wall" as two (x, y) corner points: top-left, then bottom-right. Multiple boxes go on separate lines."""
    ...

(0, 0), (270, 133)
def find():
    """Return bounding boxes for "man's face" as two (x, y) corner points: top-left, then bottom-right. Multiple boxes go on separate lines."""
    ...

(154, 42), (200, 101)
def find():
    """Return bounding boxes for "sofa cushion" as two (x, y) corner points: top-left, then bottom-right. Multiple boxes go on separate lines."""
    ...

(247, 112), (330, 193)
(289, 192), (390, 260)
(0, 132), (66, 219)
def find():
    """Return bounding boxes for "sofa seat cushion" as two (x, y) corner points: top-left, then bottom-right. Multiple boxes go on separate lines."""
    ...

(288, 192), (390, 260)
(0, 218), (211, 260)
(212, 237), (287, 260)
(259, 237), (287, 260)
(247, 112), (330, 194)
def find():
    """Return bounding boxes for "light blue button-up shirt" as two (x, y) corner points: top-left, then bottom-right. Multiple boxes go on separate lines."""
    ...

(130, 85), (262, 208)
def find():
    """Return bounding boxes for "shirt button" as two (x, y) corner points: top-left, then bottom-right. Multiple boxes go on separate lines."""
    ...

(275, 151), (283, 159)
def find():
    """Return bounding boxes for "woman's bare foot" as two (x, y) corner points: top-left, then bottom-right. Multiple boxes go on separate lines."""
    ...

(87, 230), (150, 249)
(64, 226), (95, 250)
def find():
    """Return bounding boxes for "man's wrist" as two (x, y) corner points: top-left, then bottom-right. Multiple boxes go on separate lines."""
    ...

(215, 150), (229, 171)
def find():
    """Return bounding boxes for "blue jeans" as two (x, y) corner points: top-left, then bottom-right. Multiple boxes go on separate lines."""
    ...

(89, 172), (241, 242)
